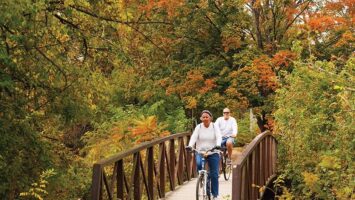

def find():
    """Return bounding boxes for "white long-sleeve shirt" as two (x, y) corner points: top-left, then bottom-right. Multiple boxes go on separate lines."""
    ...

(215, 116), (238, 138)
(188, 122), (222, 152)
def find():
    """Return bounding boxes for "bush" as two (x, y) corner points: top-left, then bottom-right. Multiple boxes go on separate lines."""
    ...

(236, 110), (260, 146)
(274, 58), (354, 199)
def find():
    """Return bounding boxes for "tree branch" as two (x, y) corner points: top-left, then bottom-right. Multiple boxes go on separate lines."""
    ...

(70, 5), (172, 25)
(0, 27), (10, 55)
(1, 25), (15, 34)
(53, 13), (80, 29)
(212, 2), (227, 19)
(35, 47), (68, 88)
(195, 5), (221, 33)
(284, 1), (311, 32)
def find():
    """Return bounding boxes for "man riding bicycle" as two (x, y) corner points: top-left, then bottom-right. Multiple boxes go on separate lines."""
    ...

(214, 108), (238, 165)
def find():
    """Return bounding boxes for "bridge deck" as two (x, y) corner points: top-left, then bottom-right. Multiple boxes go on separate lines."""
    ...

(163, 148), (242, 200)
(164, 175), (233, 199)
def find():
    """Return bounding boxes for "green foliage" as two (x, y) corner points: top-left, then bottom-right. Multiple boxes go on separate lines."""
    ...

(46, 164), (91, 199)
(19, 169), (56, 200)
(274, 58), (354, 199)
(0, 117), (51, 198)
(236, 111), (260, 146)
(141, 100), (190, 133)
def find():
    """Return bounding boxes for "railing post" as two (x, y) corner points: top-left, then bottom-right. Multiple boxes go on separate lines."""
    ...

(92, 164), (102, 200)
(159, 143), (166, 197)
(268, 137), (272, 178)
(255, 145), (260, 199)
(263, 139), (268, 184)
(251, 151), (257, 200)
(272, 139), (277, 174)
(186, 135), (193, 179)
(133, 153), (141, 200)
(233, 164), (242, 200)
(117, 160), (124, 200)
(147, 147), (154, 200)
(169, 139), (175, 190)
(183, 135), (190, 180)
(177, 137), (184, 184)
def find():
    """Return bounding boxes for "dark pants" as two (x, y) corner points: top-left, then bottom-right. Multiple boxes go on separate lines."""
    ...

(195, 153), (220, 197)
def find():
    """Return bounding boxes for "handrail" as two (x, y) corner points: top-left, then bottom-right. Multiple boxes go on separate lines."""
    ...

(96, 132), (191, 166)
(91, 131), (196, 200)
(232, 131), (278, 200)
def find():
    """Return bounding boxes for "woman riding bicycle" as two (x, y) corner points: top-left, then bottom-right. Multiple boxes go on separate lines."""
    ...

(186, 110), (222, 200)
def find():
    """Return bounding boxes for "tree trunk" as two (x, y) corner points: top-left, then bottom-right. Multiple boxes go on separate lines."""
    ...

(256, 113), (267, 132)
(251, 2), (263, 50)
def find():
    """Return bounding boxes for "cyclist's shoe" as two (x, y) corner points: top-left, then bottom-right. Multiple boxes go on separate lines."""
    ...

(227, 158), (232, 164)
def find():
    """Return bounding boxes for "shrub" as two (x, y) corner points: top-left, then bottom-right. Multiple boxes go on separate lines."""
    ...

(274, 58), (354, 199)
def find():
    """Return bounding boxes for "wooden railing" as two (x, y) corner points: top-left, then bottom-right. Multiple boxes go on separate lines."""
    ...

(232, 131), (277, 200)
(91, 132), (196, 200)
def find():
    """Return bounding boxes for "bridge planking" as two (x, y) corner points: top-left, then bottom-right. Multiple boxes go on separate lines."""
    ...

(164, 175), (233, 200)
(164, 148), (243, 200)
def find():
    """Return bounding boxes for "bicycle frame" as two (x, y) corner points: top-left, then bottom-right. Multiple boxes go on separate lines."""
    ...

(198, 154), (208, 197)
(189, 147), (219, 199)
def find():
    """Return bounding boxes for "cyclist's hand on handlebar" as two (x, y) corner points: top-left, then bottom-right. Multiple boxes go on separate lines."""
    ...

(214, 145), (221, 150)
(185, 146), (192, 152)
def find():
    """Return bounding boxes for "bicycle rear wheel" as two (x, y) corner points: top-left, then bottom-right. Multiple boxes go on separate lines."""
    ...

(196, 175), (210, 200)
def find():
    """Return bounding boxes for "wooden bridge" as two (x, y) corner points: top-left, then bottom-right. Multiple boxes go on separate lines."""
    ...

(91, 131), (277, 200)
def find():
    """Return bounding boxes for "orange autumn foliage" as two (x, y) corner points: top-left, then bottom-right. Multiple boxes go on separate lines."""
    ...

(335, 31), (355, 47)
(165, 69), (216, 97)
(222, 36), (241, 52)
(272, 50), (297, 71)
(264, 114), (275, 131)
(308, 15), (341, 31)
(253, 56), (278, 96)
(308, 0), (354, 32)
(163, 68), (217, 109)
(130, 116), (170, 144)
(199, 79), (217, 94)
(285, 6), (299, 21)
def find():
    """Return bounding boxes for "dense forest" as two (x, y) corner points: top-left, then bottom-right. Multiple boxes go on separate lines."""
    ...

(0, 0), (353, 199)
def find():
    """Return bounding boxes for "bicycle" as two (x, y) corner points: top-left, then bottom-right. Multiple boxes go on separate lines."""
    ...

(186, 146), (219, 200)
(220, 147), (232, 181)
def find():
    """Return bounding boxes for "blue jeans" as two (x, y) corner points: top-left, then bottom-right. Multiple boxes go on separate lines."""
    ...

(195, 153), (220, 197)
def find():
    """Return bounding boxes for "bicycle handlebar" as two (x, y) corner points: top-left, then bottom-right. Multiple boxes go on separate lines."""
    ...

(186, 146), (220, 156)
(222, 136), (236, 139)
(219, 146), (227, 151)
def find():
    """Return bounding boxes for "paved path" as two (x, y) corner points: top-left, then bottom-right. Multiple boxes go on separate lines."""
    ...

(164, 175), (233, 199)
(164, 148), (243, 200)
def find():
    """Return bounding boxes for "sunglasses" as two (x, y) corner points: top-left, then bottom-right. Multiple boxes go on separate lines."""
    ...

(223, 112), (230, 114)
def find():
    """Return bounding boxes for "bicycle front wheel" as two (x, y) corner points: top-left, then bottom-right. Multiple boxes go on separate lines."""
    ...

(223, 155), (232, 180)
(196, 175), (209, 200)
